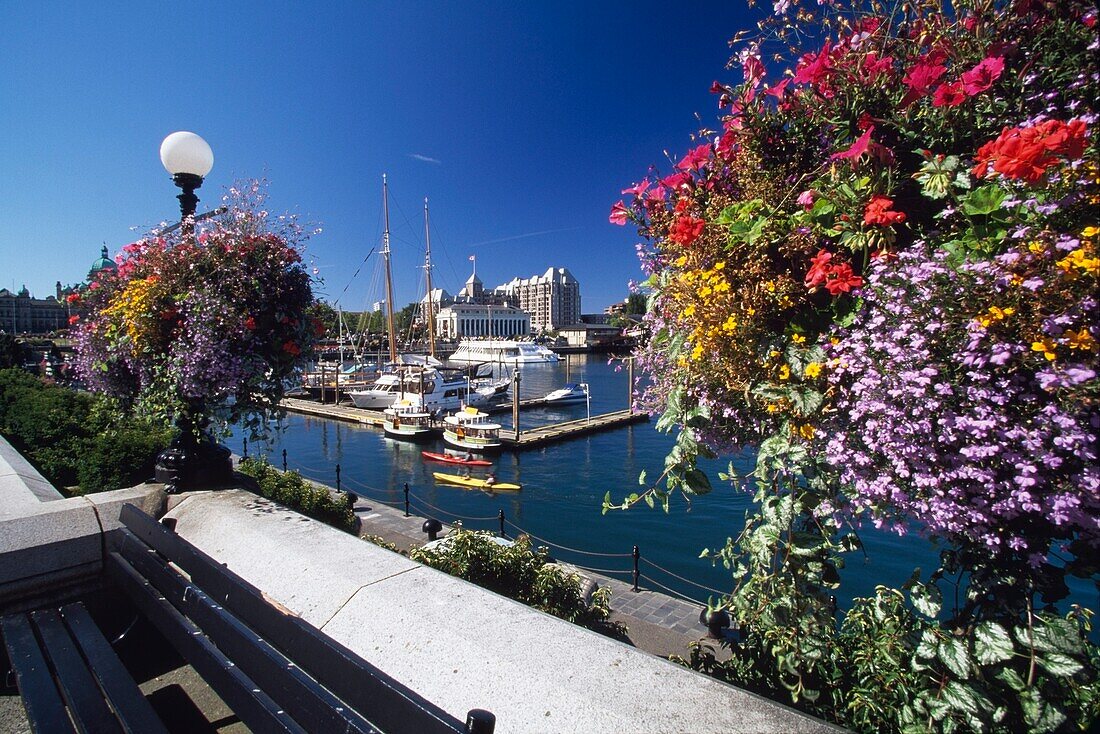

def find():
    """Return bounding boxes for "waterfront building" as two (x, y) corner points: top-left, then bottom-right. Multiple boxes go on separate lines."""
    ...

(0, 247), (117, 335)
(491, 267), (581, 333)
(435, 301), (530, 339)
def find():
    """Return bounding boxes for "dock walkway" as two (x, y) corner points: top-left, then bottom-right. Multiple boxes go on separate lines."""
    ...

(279, 398), (650, 450)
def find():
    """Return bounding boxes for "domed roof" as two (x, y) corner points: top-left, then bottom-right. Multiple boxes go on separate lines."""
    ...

(88, 246), (117, 279)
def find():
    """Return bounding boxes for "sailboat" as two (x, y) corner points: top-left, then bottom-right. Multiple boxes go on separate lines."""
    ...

(349, 184), (494, 412)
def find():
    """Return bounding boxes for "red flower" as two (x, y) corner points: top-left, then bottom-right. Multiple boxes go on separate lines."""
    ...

(932, 81), (967, 107)
(824, 263), (864, 295)
(863, 195), (907, 226)
(245, 316), (257, 330)
(804, 249), (834, 287)
(764, 78), (790, 99)
(282, 340), (301, 357)
(793, 40), (833, 88)
(961, 56), (1004, 96)
(68, 315), (80, 325)
(621, 179), (650, 197)
(609, 200), (630, 226)
(659, 171), (693, 192)
(65, 293), (81, 304)
(668, 215), (705, 246)
(861, 52), (894, 84)
(973, 118), (1088, 183)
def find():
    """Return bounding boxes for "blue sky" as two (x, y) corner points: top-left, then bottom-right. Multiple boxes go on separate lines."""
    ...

(1, 2), (760, 313)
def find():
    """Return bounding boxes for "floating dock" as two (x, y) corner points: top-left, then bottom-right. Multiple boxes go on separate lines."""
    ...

(278, 398), (649, 450)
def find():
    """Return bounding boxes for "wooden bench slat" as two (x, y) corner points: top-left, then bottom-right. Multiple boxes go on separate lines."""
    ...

(30, 610), (123, 734)
(119, 504), (468, 734)
(105, 550), (307, 734)
(116, 533), (380, 734)
(58, 604), (169, 734)
(1, 614), (77, 734)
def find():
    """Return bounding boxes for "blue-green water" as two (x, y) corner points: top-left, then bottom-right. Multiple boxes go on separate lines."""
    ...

(225, 355), (1095, 616)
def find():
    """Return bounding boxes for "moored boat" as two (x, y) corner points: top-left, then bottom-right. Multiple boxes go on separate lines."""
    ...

(542, 383), (589, 404)
(432, 472), (520, 491)
(382, 400), (434, 441)
(447, 339), (559, 364)
(421, 451), (494, 467)
(442, 407), (503, 452)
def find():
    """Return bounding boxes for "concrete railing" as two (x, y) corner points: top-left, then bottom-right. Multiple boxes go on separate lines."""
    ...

(0, 435), (165, 611)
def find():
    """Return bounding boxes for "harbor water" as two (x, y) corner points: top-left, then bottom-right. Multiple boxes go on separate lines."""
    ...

(226, 354), (1094, 615)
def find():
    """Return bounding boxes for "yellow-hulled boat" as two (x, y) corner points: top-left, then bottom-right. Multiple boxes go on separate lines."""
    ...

(432, 472), (521, 491)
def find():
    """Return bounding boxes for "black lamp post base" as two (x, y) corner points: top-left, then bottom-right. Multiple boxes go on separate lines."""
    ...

(155, 436), (235, 494)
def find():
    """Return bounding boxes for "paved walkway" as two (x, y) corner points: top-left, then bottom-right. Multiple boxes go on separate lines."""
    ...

(348, 492), (730, 661)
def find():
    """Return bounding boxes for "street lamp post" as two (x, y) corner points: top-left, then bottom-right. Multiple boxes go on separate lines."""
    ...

(153, 131), (234, 493)
(159, 131), (214, 237)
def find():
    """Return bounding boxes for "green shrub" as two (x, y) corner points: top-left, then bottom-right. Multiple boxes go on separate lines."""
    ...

(409, 529), (618, 633)
(0, 368), (168, 493)
(237, 457), (357, 533)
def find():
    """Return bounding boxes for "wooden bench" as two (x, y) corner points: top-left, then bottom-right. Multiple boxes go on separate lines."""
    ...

(2, 503), (495, 734)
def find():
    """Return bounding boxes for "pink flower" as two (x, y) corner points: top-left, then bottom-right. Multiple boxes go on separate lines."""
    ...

(621, 179), (651, 197)
(900, 60), (947, 107)
(609, 201), (630, 226)
(797, 190), (816, 209)
(961, 56), (1004, 96)
(831, 126), (874, 165)
(677, 144), (711, 172)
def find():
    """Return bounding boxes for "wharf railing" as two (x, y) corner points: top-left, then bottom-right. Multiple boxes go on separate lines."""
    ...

(240, 445), (729, 609)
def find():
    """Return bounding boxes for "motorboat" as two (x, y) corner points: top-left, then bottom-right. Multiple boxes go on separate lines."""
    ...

(542, 383), (589, 404)
(447, 339), (559, 364)
(382, 400), (434, 441)
(442, 407), (503, 453)
(350, 365), (501, 412)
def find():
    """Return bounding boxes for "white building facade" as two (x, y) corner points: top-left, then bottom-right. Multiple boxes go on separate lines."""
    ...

(435, 302), (530, 340)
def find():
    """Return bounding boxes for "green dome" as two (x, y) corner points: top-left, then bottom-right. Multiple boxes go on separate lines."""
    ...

(88, 246), (117, 279)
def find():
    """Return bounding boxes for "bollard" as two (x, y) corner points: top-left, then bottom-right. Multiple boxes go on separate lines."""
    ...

(423, 518), (443, 542)
(465, 709), (496, 734)
(701, 608), (731, 639)
(336, 464), (341, 492)
(404, 482), (410, 517)
(282, 449), (287, 472)
(632, 545), (640, 592)
(498, 509), (505, 537)
(242, 438), (248, 459)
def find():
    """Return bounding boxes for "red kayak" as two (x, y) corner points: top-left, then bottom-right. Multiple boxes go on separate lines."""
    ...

(421, 451), (493, 467)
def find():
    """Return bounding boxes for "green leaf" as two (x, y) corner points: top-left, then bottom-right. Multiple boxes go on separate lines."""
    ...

(974, 621), (1014, 664)
(996, 667), (1026, 692)
(941, 681), (979, 717)
(938, 637), (971, 679)
(959, 185), (1007, 216)
(683, 468), (712, 494)
(1036, 651), (1084, 678)
(910, 581), (943, 618)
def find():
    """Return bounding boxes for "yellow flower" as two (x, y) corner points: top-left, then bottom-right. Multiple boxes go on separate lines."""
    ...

(1082, 226), (1099, 239)
(722, 316), (737, 333)
(797, 424), (815, 440)
(804, 362), (823, 379)
(673, 255), (688, 267)
(1065, 328), (1096, 351)
(700, 285), (713, 297)
(713, 261), (726, 271)
(791, 333), (806, 344)
(766, 403), (781, 413)
(691, 343), (705, 360)
(1031, 339), (1058, 361)
(683, 304), (696, 318)
(1028, 241), (1045, 254)
(778, 364), (791, 380)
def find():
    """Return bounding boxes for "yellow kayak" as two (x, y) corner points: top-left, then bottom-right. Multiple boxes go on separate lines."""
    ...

(432, 472), (521, 491)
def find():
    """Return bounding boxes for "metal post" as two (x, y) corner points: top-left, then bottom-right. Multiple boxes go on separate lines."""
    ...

(320, 363), (327, 404)
(627, 357), (635, 414)
(282, 449), (287, 472)
(498, 509), (505, 537)
(632, 545), (640, 592)
(336, 464), (341, 492)
(404, 482), (410, 517)
(242, 438), (248, 459)
(564, 353), (570, 382)
(512, 369), (521, 441)
(466, 709), (496, 734)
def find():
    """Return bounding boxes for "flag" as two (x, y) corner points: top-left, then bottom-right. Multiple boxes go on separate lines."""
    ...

(469, 255), (475, 261)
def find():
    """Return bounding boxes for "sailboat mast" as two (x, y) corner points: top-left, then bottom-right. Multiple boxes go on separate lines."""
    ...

(423, 198), (437, 359)
(382, 174), (398, 363)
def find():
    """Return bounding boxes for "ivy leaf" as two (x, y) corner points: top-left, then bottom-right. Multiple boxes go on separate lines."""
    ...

(974, 621), (1014, 664)
(1037, 651), (1084, 678)
(938, 637), (971, 679)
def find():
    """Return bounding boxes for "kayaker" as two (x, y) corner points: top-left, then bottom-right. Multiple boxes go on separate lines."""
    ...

(485, 473), (497, 488)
